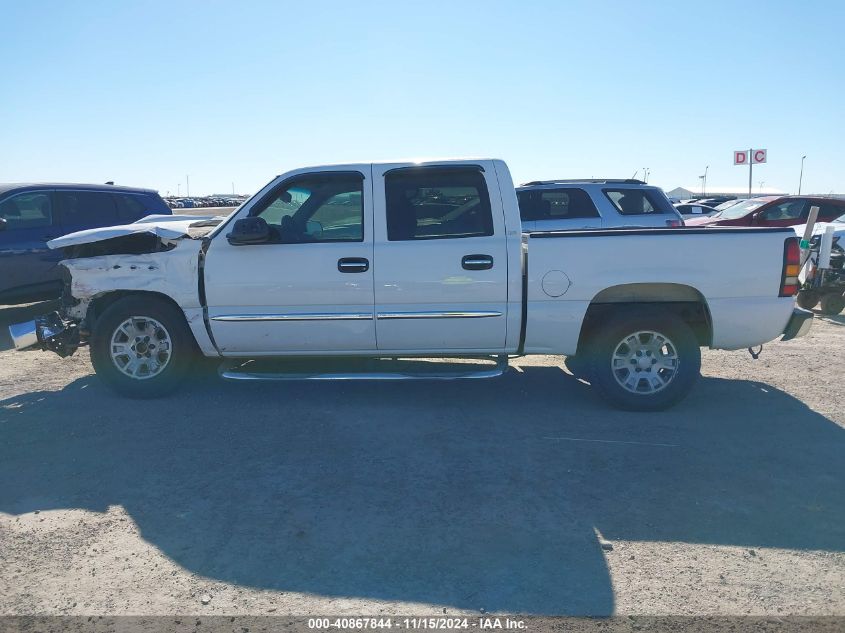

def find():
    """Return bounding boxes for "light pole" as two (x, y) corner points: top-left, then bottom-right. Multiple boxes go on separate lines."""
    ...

(703, 165), (708, 196)
(698, 174), (705, 195)
(177, 183), (181, 196)
(798, 155), (806, 194)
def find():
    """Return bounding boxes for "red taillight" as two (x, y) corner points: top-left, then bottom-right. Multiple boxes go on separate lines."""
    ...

(780, 237), (801, 297)
(666, 219), (684, 227)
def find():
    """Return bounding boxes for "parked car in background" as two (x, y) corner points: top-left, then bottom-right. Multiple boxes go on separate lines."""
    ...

(674, 203), (718, 219)
(685, 196), (845, 228)
(0, 183), (171, 304)
(713, 199), (743, 211)
(696, 196), (736, 208)
(516, 179), (683, 231)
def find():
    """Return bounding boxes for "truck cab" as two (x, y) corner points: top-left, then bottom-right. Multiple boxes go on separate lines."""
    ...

(204, 160), (520, 355)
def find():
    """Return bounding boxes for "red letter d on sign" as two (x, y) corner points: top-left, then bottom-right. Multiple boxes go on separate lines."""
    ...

(734, 151), (747, 165)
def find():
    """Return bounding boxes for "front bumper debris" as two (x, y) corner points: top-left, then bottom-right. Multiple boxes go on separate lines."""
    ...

(8, 312), (80, 357)
(781, 307), (814, 341)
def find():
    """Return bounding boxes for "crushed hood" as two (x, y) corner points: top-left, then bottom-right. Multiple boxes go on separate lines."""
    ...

(47, 214), (225, 249)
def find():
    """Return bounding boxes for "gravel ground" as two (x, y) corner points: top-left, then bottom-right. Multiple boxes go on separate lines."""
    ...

(0, 304), (843, 616)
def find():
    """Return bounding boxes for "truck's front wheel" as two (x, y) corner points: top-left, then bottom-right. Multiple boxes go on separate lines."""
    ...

(585, 311), (700, 411)
(90, 296), (195, 398)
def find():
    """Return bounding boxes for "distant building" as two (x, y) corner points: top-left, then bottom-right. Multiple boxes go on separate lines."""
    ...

(665, 186), (786, 200)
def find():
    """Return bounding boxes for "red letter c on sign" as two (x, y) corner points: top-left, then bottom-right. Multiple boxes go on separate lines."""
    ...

(753, 150), (766, 163)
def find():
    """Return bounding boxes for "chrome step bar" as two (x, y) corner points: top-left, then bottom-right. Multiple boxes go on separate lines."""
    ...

(219, 355), (509, 381)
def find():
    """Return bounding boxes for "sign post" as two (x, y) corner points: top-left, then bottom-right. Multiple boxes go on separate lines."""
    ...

(734, 149), (767, 196)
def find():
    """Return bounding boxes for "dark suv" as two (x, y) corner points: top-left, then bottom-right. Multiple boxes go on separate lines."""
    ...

(0, 183), (171, 304)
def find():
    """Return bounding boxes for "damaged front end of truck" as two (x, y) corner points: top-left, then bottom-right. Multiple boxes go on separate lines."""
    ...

(8, 215), (223, 357)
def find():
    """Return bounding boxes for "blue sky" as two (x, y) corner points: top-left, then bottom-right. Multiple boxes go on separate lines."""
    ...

(1, 0), (843, 196)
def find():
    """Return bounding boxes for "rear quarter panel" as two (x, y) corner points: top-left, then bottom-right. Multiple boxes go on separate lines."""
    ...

(523, 228), (796, 354)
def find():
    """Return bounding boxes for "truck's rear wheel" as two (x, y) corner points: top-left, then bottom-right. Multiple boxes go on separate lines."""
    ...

(819, 292), (845, 315)
(585, 311), (700, 411)
(90, 296), (195, 398)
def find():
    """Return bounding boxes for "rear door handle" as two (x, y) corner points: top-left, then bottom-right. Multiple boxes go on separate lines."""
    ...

(462, 254), (494, 270)
(338, 257), (369, 273)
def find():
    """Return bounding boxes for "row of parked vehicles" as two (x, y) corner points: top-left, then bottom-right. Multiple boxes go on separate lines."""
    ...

(3, 161), (823, 412)
(2, 178), (843, 307)
(165, 196), (245, 209)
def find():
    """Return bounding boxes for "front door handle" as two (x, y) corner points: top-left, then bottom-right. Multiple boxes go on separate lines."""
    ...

(338, 257), (369, 273)
(462, 254), (493, 270)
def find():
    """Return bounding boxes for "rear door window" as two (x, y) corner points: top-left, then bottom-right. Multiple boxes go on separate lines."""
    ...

(385, 167), (493, 240)
(604, 189), (675, 215)
(113, 193), (149, 222)
(56, 191), (119, 227)
(517, 188), (599, 221)
(0, 192), (53, 229)
(816, 203), (845, 222)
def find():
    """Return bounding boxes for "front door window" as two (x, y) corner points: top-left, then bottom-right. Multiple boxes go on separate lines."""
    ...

(0, 192), (53, 230)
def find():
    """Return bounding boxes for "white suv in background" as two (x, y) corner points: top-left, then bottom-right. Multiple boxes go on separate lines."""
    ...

(516, 179), (684, 231)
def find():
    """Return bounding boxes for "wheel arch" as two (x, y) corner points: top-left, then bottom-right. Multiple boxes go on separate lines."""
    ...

(576, 283), (713, 353)
(86, 290), (192, 335)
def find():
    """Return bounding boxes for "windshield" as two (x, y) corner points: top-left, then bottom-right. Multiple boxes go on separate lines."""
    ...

(715, 198), (773, 220)
(714, 199), (740, 211)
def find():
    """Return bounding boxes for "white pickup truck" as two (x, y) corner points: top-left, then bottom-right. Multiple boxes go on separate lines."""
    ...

(9, 159), (812, 410)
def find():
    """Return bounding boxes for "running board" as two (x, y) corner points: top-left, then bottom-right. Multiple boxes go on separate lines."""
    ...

(219, 355), (509, 381)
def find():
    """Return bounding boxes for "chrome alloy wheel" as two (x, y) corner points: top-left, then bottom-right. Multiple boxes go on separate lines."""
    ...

(109, 316), (173, 380)
(611, 330), (679, 395)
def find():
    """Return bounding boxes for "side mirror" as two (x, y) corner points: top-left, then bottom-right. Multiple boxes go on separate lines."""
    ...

(0, 217), (6, 231)
(226, 217), (271, 245)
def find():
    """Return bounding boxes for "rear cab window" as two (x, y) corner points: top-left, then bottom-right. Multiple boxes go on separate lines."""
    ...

(604, 188), (676, 216)
(517, 188), (599, 221)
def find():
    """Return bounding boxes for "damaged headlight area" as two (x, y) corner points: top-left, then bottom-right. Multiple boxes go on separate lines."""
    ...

(8, 312), (81, 357)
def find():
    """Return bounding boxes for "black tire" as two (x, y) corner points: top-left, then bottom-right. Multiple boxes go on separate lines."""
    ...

(584, 310), (701, 411)
(90, 295), (196, 398)
(563, 355), (592, 381)
(796, 290), (821, 310)
(819, 292), (845, 315)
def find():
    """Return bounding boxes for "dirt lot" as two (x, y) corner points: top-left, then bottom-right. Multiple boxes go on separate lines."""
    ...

(0, 303), (843, 617)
